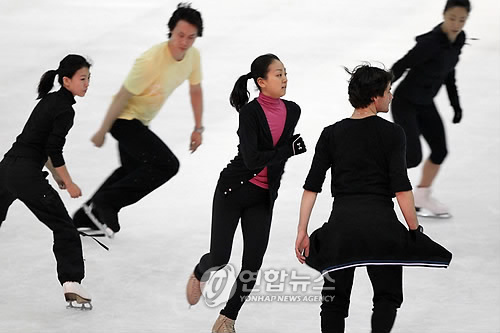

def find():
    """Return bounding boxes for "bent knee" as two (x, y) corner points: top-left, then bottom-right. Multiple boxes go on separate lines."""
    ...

(407, 153), (422, 168)
(160, 156), (180, 178)
(430, 148), (447, 165)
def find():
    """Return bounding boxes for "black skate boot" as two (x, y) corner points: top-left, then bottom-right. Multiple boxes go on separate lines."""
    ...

(82, 202), (120, 239)
(73, 204), (104, 236)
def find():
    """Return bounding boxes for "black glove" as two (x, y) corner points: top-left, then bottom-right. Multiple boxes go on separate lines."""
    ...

(452, 106), (462, 124)
(290, 134), (306, 156)
(409, 225), (424, 241)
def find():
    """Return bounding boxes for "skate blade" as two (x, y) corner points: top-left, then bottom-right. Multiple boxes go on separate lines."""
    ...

(82, 204), (115, 239)
(65, 293), (93, 311)
(416, 208), (452, 219)
(77, 227), (106, 237)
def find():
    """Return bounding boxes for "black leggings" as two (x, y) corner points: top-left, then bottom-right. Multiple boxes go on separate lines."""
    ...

(194, 182), (273, 320)
(391, 96), (448, 168)
(90, 119), (179, 214)
(0, 157), (84, 284)
(321, 266), (403, 333)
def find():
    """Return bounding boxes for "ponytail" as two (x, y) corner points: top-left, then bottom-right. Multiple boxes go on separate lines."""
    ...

(229, 53), (280, 112)
(229, 73), (252, 112)
(37, 69), (58, 99)
(36, 54), (92, 100)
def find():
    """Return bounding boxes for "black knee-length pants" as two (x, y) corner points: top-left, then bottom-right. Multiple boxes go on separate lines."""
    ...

(194, 182), (273, 320)
(321, 266), (403, 333)
(0, 157), (84, 284)
(391, 96), (448, 168)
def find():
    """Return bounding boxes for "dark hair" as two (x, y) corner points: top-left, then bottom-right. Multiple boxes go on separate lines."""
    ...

(167, 2), (203, 38)
(229, 54), (281, 112)
(37, 54), (91, 99)
(444, 0), (471, 13)
(344, 64), (394, 109)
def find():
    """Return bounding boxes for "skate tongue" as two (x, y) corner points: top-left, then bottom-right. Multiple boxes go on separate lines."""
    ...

(79, 231), (109, 251)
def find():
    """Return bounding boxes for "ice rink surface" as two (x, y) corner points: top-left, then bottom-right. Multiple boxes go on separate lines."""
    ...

(1, 0), (499, 332)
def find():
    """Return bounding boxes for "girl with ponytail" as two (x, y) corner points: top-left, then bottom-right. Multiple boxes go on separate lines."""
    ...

(187, 54), (307, 332)
(0, 54), (93, 309)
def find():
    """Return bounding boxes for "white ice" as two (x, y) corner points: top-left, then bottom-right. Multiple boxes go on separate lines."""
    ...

(1, 1), (499, 332)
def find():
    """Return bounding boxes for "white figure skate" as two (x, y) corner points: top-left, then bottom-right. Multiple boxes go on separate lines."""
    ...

(82, 203), (115, 239)
(63, 282), (92, 310)
(414, 187), (451, 219)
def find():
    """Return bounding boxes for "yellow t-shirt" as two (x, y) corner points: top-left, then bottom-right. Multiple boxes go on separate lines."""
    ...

(118, 41), (202, 125)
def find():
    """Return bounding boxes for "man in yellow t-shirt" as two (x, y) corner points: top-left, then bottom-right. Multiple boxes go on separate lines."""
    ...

(73, 3), (204, 237)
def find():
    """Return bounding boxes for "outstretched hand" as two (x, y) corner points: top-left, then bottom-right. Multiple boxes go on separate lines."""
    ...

(295, 230), (310, 264)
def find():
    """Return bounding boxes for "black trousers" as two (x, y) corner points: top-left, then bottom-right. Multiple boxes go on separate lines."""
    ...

(391, 95), (448, 168)
(90, 119), (179, 216)
(0, 157), (84, 284)
(321, 266), (403, 333)
(194, 182), (273, 320)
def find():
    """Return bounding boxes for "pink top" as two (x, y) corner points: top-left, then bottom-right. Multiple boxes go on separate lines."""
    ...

(249, 93), (287, 189)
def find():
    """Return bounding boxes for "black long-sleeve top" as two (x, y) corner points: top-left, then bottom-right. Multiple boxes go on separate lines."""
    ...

(218, 98), (301, 201)
(4, 87), (76, 168)
(304, 117), (412, 198)
(392, 23), (466, 108)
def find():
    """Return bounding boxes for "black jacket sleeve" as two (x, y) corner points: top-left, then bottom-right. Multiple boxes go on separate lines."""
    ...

(391, 38), (440, 83)
(237, 106), (294, 170)
(388, 126), (412, 193)
(444, 69), (460, 109)
(303, 127), (333, 193)
(45, 109), (74, 167)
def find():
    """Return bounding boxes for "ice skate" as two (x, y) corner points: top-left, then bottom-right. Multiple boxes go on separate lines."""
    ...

(414, 187), (451, 218)
(212, 314), (236, 333)
(63, 282), (92, 310)
(186, 272), (204, 306)
(73, 206), (106, 237)
(82, 202), (116, 238)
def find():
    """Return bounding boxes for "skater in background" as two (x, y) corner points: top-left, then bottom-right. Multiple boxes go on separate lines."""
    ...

(295, 65), (452, 332)
(186, 54), (306, 332)
(0, 54), (92, 309)
(73, 3), (204, 237)
(390, 0), (471, 218)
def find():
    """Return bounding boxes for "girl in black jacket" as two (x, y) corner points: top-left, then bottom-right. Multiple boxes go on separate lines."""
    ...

(0, 55), (93, 309)
(391, 0), (471, 218)
(186, 54), (306, 332)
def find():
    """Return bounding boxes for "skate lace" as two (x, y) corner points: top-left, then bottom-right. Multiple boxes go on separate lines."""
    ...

(79, 231), (109, 251)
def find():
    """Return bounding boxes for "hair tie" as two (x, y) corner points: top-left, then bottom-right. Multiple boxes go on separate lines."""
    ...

(246, 72), (252, 80)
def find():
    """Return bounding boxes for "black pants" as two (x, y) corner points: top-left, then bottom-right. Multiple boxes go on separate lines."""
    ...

(194, 182), (273, 320)
(321, 266), (403, 333)
(90, 119), (179, 217)
(0, 157), (84, 285)
(391, 95), (448, 168)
